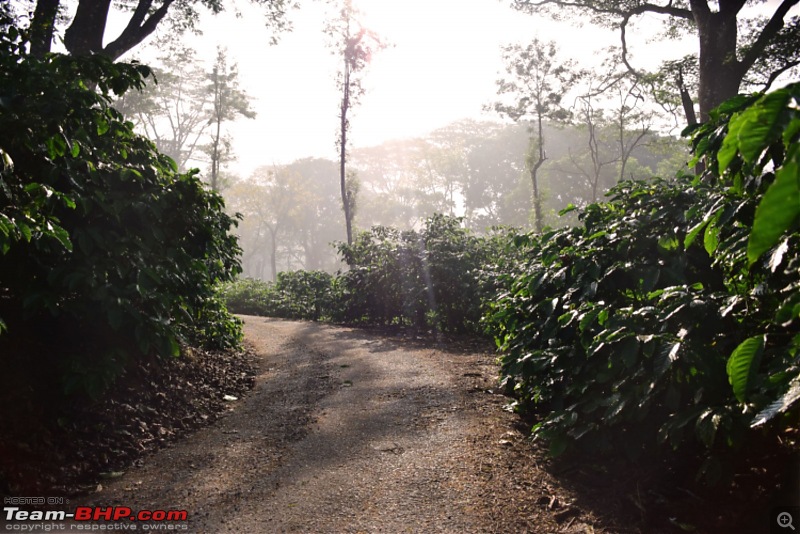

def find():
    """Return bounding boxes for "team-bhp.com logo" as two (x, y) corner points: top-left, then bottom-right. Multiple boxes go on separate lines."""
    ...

(4, 505), (188, 531)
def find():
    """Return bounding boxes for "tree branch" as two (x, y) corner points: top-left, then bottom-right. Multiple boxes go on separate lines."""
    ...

(763, 58), (800, 92)
(514, 0), (692, 20)
(739, 0), (800, 79)
(104, 0), (175, 60)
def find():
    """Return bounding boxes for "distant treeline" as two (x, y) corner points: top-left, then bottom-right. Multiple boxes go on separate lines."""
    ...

(225, 120), (688, 280)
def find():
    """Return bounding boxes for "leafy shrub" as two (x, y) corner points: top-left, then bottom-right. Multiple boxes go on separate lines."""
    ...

(487, 83), (800, 480)
(223, 214), (508, 334)
(273, 270), (336, 320)
(220, 278), (278, 316)
(221, 271), (335, 321)
(687, 82), (800, 434)
(0, 24), (242, 396)
(336, 214), (493, 332)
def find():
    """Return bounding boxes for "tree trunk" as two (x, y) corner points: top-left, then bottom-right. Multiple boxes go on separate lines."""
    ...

(339, 60), (353, 246)
(64, 0), (112, 55)
(694, 7), (743, 120)
(211, 117), (221, 192)
(209, 66), (223, 192)
(676, 67), (698, 127)
(58, 0), (176, 60)
(29, 0), (59, 57)
(530, 162), (544, 233)
(268, 227), (278, 282)
(529, 118), (546, 233)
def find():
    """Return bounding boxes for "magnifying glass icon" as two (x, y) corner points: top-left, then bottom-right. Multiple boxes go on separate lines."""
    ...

(778, 512), (796, 530)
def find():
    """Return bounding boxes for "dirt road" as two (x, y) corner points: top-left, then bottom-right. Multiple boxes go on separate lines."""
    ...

(76, 317), (598, 533)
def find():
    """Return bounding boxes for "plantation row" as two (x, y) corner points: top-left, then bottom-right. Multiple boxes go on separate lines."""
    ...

(0, 22), (243, 398)
(222, 84), (800, 481)
(1, 13), (797, 487)
(222, 213), (516, 332)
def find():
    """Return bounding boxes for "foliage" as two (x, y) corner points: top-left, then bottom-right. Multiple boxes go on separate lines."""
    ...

(347, 120), (685, 233)
(225, 214), (508, 334)
(0, 24), (242, 396)
(226, 158), (345, 279)
(687, 82), (800, 267)
(220, 278), (276, 316)
(326, 0), (387, 245)
(512, 0), (800, 121)
(493, 38), (576, 232)
(221, 272), (335, 321)
(204, 47), (256, 191)
(488, 83), (800, 479)
(114, 39), (212, 172)
(687, 82), (800, 429)
(26, 0), (295, 59)
(335, 214), (494, 332)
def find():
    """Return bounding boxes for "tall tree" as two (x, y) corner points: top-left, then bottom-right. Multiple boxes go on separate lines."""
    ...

(225, 159), (345, 279)
(463, 122), (530, 230)
(326, 0), (384, 245)
(493, 39), (575, 232)
(283, 158), (346, 272)
(26, 0), (296, 59)
(226, 168), (296, 281)
(114, 41), (211, 171)
(350, 140), (426, 229)
(571, 81), (620, 203)
(205, 47), (256, 192)
(512, 0), (800, 122)
(598, 52), (655, 182)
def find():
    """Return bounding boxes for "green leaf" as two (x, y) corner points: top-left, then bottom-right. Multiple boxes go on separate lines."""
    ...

(168, 335), (181, 357)
(726, 335), (765, 403)
(97, 117), (110, 135)
(747, 149), (800, 266)
(49, 224), (73, 251)
(724, 90), (792, 166)
(751, 374), (800, 427)
(618, 336), (640, 368)
(718, 113), (744, 172)
(559, 203), (577, 216)
(695, 409), (721, 448)
(18, 222), (32, 242)
(684, 219), (708, 248)
(548, 434), (569, 457)
(658, 234), (679, 252)
(578, 308), (602, 333)
(703, 222), (720, 256)
(768, 238), (789, 273)
(783, 116), (800, 146)
(45, 134), (67, 159)
(656, 341), (681, 376)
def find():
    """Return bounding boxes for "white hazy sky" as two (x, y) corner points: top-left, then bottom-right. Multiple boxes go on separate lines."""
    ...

(126, 0), (608, 176)
(133, 0), (698, 177)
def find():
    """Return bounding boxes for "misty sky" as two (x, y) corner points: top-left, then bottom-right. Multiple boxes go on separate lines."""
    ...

(127, 0), (786, 179)
(125, 0), (609, 176)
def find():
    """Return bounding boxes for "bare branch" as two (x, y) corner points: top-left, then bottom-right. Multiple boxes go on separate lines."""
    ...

(739, 0), (800, 79)
(514, 0), (692, 20)
(104, 0), (175, 60)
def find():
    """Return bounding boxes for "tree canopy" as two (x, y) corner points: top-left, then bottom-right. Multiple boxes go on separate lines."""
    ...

(326, 0), (386, 245)
(0, 18), (242, 395)
(24, 0), (296, 59)
(512, 0), (800, 121)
